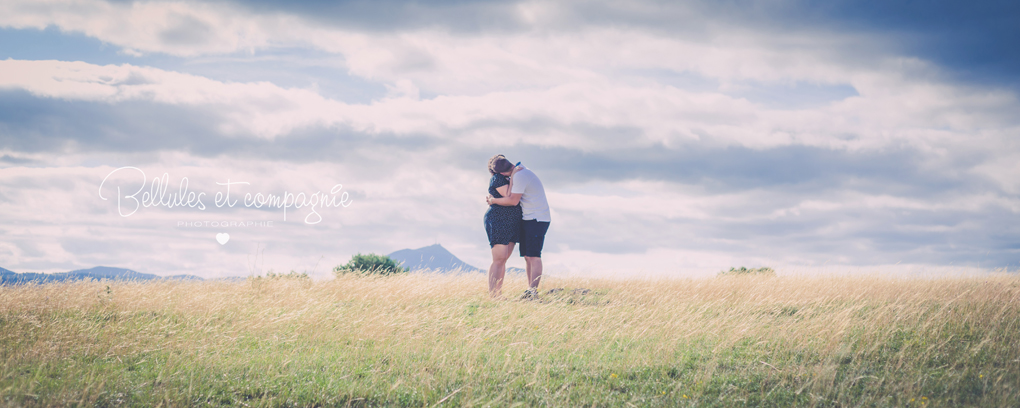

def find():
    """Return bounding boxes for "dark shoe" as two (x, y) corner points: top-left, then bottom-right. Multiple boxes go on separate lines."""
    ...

(520, 288), (538, 300)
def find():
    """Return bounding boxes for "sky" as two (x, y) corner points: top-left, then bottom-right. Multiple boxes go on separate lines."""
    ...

(0, 0), (1018, 279)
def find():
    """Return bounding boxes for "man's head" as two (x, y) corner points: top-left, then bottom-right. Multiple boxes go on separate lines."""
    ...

(488, 154), (514, 176)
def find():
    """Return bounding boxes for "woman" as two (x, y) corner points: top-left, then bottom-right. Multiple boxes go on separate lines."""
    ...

(484, 154), (522, 297)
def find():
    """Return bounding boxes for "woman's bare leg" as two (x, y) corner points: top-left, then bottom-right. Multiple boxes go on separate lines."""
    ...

(488, 243), (515, 297)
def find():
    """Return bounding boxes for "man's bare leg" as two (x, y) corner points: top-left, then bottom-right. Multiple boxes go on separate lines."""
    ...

(524, 256), (543, 289)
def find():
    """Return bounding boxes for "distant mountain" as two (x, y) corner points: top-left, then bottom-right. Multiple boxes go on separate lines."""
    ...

(0, 266), (204, 285)
(1, 268), (66, 284)
(66, 266), (158, 280)
(387, 244), (482, 273)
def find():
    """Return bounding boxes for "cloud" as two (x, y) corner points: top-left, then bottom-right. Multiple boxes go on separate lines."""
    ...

(773, 0), (1020, 89)
(0, 54), (1017, 274)
(4, 58), (1017, 155)
(0, 0), (275, 56)
(4, 0), (1018, 96)
(0, 160), (457, 277)
(0, 0), (921, 88)
(0, 0), (1018, 276)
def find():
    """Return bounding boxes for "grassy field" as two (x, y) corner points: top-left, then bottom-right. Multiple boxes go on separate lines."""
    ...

(1, 273), (1018, 407)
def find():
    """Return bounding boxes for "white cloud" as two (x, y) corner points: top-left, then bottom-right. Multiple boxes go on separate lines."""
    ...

(0, 0), (938, 91)
(1, 0), (1018, 276)
(3, 0), (1017, 154)
(3, 57), (1017, 159)
(0, 0), (275, 56)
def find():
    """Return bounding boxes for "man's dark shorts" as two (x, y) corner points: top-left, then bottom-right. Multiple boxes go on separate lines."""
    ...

(519, 219), (550, 257)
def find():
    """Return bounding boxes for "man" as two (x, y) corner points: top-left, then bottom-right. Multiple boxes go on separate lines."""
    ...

(486, 164), (551, 299)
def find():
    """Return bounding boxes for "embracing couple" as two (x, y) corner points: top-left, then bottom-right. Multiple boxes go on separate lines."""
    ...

(484, 154), (551, 299)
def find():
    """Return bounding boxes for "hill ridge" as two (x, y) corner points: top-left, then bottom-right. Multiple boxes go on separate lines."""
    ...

(1, 266), (204, 285)
(387, 244), (482, 273)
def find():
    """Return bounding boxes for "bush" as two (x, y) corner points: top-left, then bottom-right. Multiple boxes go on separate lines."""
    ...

(248, 269), (309, 281)
(718, 266), (776, 277)
(334, 253), (409, 276)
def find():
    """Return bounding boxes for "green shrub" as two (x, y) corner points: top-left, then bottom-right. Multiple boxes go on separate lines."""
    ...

(334, 253), (409, 276)
(718, 266), (776, 276)
(248, 269), (309, 280)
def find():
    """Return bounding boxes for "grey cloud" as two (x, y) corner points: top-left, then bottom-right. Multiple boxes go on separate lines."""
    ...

(158, 13), (216, 46)
(9, 88), (962, 198)
(453, 141), (996, 199)
(778, 0), (1020, 90)
(173, 54), (388, 104)
(7, 1), (1017, 275)
(0, 154), (36, 165)
(0, 90), (224, 154)
(721, 82), (860, 109)
(194, 0), (1019, 90)
(201, 0), (713, 36)
(544, 190), (1019, 268)
(0, 87), (1004, 203)
(445, 139), (1016, 268)
(208, 0), (529, 34)
(723, 197), (1018, 266)
(0, 28), (387, 104)
(60, 236), (148, 256)
(782, 206), (1018, 267)
(578, 0), (1020, 89)
(547, 208), (672, 255)
(1, 90), (1015, 269)
(0, 90), (441, 173)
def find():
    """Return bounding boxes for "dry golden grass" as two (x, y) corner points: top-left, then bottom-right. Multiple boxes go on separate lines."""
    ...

(1, 273), (1018, 407)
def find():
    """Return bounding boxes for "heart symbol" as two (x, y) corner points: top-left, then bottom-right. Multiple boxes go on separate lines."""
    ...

(216, 233), (230, 245)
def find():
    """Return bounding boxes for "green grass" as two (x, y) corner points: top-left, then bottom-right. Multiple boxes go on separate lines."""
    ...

(1, 273), (1018, 407)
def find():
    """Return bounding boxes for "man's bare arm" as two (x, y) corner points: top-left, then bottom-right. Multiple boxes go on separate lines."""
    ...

(487, 192), (522, 206)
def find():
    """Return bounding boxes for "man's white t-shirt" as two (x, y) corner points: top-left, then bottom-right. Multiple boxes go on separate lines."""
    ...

(510, 167), (551, 222)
